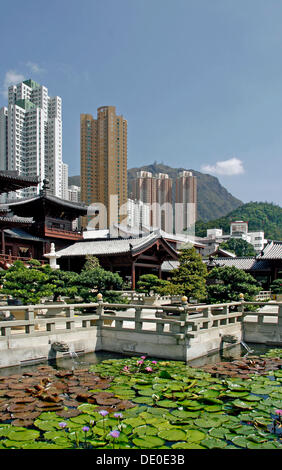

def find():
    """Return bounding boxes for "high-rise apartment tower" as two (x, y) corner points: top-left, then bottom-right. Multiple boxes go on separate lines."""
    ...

(175, 171), (197, 234)
(0, 79), (64, 198)
(132, 171), (173, 233)
(80, 106), (127, 229)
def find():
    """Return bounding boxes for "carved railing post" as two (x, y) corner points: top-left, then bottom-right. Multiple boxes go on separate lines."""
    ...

(180, 296), (188, 321)
(96, 293), (104, 327)
(66, 306), (75, 330)
(25, 307), (35, 334)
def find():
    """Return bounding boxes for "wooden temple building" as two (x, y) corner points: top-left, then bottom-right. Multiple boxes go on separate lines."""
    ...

(0, 175), (88, 268)
(54, 231), (179, 290)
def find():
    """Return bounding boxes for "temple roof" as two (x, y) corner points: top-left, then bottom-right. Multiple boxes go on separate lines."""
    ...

(163, 257), (271, 272)
(257, 241), (282, 260)
(3, 228), (45, 242)
(0, 171), (38, 194)
(53, 232), (178, 258)
(204, 257), (271, 271)
(0, 214), (33, 227)
(6, 193), (88, 219)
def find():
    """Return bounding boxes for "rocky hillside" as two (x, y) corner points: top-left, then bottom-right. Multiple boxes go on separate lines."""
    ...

(127, 163), (243, 222)
(69, 162), (243, 222)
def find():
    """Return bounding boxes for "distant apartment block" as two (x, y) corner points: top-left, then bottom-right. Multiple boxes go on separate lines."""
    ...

(0, 78), (66, 199)
(68, 185), (81, 202)
(175, 170), (197, 235)
(132, 171), (173, 233)
(127, 198), (150, 232)
(80, 106), (127, 230)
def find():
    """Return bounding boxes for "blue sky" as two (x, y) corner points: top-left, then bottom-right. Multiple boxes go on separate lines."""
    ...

(1, 0), (282, 206)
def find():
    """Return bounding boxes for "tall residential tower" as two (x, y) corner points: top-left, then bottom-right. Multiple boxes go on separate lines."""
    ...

(132, 171), (173, 233)
(0, 79), (64, 199)
(80, 106), (127, 229)
(175, 170), (197, 234)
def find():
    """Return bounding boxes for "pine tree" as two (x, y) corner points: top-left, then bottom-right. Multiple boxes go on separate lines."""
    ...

(170, 247), (208, 300)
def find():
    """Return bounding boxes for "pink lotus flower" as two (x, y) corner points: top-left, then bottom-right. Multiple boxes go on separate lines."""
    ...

(123, 366), (130, 371)
(110, 430), (120, 439)
(141, 356), (146, 359)
(137, 360), (144, 365)
(275, 410), (282, 416)
(152, 360), (157, 364)
(145, 366), (153, 372)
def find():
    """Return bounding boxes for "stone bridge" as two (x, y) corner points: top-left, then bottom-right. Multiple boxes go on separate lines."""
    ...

(0, 297), (281, 368)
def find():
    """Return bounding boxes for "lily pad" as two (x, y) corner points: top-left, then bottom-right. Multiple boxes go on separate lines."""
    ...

(194, 418), (221, 428)
(201, 437), (227, 449)
(232, 400), (255, 409)
(158, 428), (187, 441)
(132, 435), (165, 448)
(186, 429), (206, 442)
(6, 428), (40, 441)
(157, 399), (178, 408)
(172, 442), (205, 449)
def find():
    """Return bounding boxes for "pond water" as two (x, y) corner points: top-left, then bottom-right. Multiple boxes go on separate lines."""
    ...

(0, 342), (273, 377)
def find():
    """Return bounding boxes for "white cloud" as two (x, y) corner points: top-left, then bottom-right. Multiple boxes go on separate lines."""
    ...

(201, 157), (245, 176)
(26, 62), (45, 74)
(1, 70), (25, 97)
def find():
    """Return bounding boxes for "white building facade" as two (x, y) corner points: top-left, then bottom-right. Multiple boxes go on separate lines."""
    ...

(68, 185), (81, 202)
(0, 79), (65, 199)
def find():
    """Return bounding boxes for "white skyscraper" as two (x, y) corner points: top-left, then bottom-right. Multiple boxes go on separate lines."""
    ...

(0, 78), (64, 198)
(62, 162), (69, 200)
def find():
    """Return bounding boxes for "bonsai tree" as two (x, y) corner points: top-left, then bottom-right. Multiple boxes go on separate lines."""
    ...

(77, 265), (124, 303)
(1, 261), (55, 305)
(170, 247), (208, 300)
(43, 265), (80, 301)
(206, 265), (261, 304)
(136, 274), (172, 296)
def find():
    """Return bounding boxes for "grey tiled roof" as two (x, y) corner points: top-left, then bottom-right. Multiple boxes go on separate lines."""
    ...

(203, 257), (271, 271)
(7, 194), (88, 212)
(55, 232), (166, 257)
(257, 241), (282, 259)
(3, 228), (45, 242)
(0, 215), (33, 224)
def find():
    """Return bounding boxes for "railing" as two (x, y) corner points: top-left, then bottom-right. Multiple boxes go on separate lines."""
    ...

(255, 291), (272, 301)
(242, 301), (282, 325)
(0, 254), (46, 266)
(0, 298), (272, 339)
(44, 226), (83, 240)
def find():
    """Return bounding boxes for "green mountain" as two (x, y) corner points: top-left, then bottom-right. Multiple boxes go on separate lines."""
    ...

(69, 163), (243, 222)
(195, 202), (282, 240)
(68, 175), (81, 187)
(127, 163), (243, 221)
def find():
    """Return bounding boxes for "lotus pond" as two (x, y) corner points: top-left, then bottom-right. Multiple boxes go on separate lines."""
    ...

(0, 349), (281, 450)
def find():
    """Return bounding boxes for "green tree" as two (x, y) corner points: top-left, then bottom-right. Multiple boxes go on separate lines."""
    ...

(82, 255), (100, 271)
(219, 238), (256, 257)
(270, 278), (282, 294)
(1, 261), (55, 304)
(44, 266), (80, 301)
(77, 266), (124, 303)
(206, 266), (261, 304)
(136, 274), (172, 296)
(170, 247), (208, 300)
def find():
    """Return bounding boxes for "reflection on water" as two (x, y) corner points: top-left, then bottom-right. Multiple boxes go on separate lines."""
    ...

(188, 343), (273, 369)
(0, 343), (275, 377)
